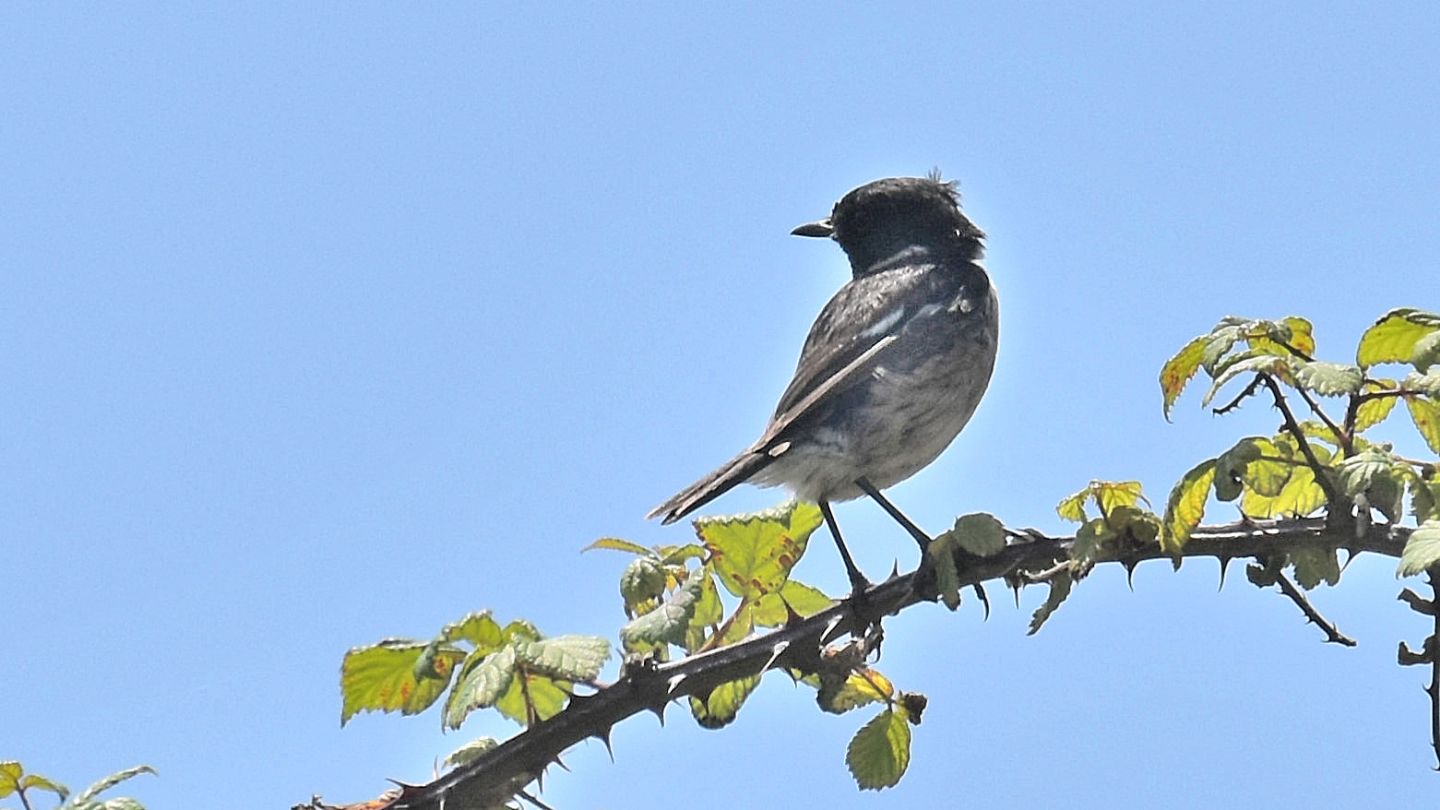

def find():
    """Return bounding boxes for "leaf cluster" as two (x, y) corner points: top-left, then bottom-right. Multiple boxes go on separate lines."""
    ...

(1, 762), (154, 810)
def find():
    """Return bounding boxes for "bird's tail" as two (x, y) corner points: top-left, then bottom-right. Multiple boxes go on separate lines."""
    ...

(646, 448), (771, 525)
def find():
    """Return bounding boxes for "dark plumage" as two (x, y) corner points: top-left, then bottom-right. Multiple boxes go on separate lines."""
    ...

(648, 175), (999, 593)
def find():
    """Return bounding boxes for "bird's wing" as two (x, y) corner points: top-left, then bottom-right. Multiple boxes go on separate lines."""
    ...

(761, 260), (987, 446)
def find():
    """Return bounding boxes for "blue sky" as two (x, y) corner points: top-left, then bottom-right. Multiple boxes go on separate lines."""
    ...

(5, 4), (1439, 808)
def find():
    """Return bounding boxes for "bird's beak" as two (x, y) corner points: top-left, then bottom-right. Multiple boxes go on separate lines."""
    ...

(790, 218), (833, 238)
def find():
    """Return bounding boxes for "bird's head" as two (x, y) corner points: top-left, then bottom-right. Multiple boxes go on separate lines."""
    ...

(792, 173), (984, 274)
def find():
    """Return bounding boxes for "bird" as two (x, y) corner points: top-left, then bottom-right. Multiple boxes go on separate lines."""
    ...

(647, 173), (999, 600)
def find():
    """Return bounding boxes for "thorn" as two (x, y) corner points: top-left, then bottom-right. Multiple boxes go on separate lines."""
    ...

(973, 583), (990, 620)
(763, 640), (790, 672)
(553, 754), (570, 773)
(1217, 556), (1230, 591)
(597, 729), (615, 763)
(783, 598), (806, 627)
(889, 560), (901, 580)
(1011, 582), (1021, 610)
(1123, 559), (1139, 590)
(648, 702), (667, 726)
(820, 614), (846, 645)
(665, 673), (686, 698)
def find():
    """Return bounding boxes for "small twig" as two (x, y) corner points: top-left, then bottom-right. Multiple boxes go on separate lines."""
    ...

(1019, 562), (1071, 585)
(1291, 384), (1350, 455)
(1274, 571), (1356, 647)
(518, 788), (557, 810)
(1260, 374), (1343, 506)
(1214, 374), (1266, 415)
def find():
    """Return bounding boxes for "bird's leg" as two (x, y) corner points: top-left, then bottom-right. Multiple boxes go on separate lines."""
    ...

(854, 477), (990, 616)
(819, 500), (874, 619)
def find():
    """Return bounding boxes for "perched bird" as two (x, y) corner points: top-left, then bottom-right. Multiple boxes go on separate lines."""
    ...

(648, 174), (999, 597)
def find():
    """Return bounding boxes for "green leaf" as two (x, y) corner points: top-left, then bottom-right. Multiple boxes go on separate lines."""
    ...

(1354, 379), (1401, 432)
(1336, 448), (1395, 499)
(68, 766), (155, 809)
(658, 543), (707, 565)
(1290, 547), (1341, 589)
(500, 619), (542, 644)
(689, 674), (762, 729)
(494, 669), (571, 726)
(443, 645), (517, 730)
(1412, 330), (1440, 373)
(94, 797), (148, 810)
(1413, 476), (1440, 524)
(20, 773), (68, 801)
(1070, 518), (1114, 571)
(1240, 437), (1292, 496)
(1248, 316), (1315, 358)
(1160, 335), (1208, 419)
(1406, 396), (1440, 455)
(1246, 557), (1284, 587)
(620, 570), (704, 648)
(944, 512), (1006, 557)
(1027, 568), (1075, 635)
(1403, 371), (1440, 398)
(1369, 468), (1408, 523)
(1294, 361), (1363, 396)
(699, 501), (822, 600)
(1215, 439), (1263, 502)
(443, 737), (499, 769)
(1358, 308), (1440, 368)
(818, 668), (895, 714)
(753, 580), (834, 626)
(1398, 521), (1440, 577)
(1202, 354), (1296, 409)
(620, 557), (668, 614)
(582, 537), (654, 556)
(1162, 459), (1216, 553)
(846, 707), (912, 791)
(437, 611), (504, 652)
(1241, 464), (1327, 519)
(0, 762), (21, 799)
(341, 639), (457, 725)
(927, 532), (962, 611)
(513, 635), (610, 682)
(1200, 322), (1246, 373)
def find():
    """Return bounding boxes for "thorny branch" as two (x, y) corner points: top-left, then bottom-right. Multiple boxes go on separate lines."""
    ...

(1274, 570), (1356, 646)
(298, 516), (1412, 810)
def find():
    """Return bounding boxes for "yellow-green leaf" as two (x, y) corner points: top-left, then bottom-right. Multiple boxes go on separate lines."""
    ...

(341, 639), (457, 725)
(443, 645), (517, 730)
(1336, 448), (1395, 499)
(20, 773), (68, 801)
(582, 536), (654, 556)
(68, 766), (155, 809)
(443, 737), (499, 769)
(945, 512), (1007, 557)
(1412, 330), (1440, 372)
(846, 707), (912, 791)
(1354, 378), (1401, 432)
(1290, 547), (1341, 589)
(819, 667), (895, 714)
(1163, 460), (1216, 553)
(1056, 486), (1090, 522)
(1241, 437), (1292, 496)
(621, 570), (704, 648)
(0, 762), (22, 798)
(513, 635), (610, 682)
(1202, 354), (1296, 409)
(1406, 396), (1440, 454)
(1241, 464), (1327, 519)
(1398, 521), (1440, 577)
(1357, 308), (1440, 368)
(689, 674), (761, 729)
(753, 580), (834, 626)
(1160, 335), (1207, 419)
(699, 501), (822, 600)
(438, 611), (504, 652)
(1413, 477), (1440, 524)
(494, 668), (570, 726)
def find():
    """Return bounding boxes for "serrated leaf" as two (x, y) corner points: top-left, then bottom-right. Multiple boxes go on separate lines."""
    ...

(620, 570), (704, 647)
(411, 641), (466, 683)
(1403, 371), (1440, 398)
(1290, 546), (1341, 589)
(1294, 362), (1363, 396)
(1163, 459), (1216, 553)
(1358, 308), (1440, 368)
(20, 773), (68, 800)
(437, 611), (504, 652)
(1070, 518), (1113, 570)
(1201, 323), (1246, 373)
(819, 668), (895, 714)
(1160, 335), (1208, 419)
(945, 512), (1006, 557)
(1215, 439), (1263, 502)
(1281, 316), (1317, 356)
(68, 767), (155, 809)
(1027, 568), (1074, 634)
(1202, 354), (1296, 408)
(1369, 468), (1407, 523)
(582, 536), (654, 556)
(513, 635), (610, 682)
(1248, 316), (1314, 358)
(500, 619), (542, 644)
(1354, 379), (1401, 432)
(443, 737), (499, 769)
(1239, 437), (1292, 496)
(1055, 487), (1090, 522)
(753, 580), (834, 626)
(1411, 330), (1440, 372)
(494, 669), (570, 726)
(1336, 448), (1395, 499)
(0, 762), (21, 799)
(699, 501), (821, 600)
(94, 798), (147, 810)
(1413, 477), (1440, 524)
(1241, 464), (1328, 519)
(846, 707), (912, 791)
(341, 639), (457, 725)
(927, 532), (962, 611)
(689, 674), (762, 729)
(1095, 480), (1146, 515)
(658, 543), (707, 565)
(1406, 396), (1440, 454)
(1398, 521), (1440, 577)
(443, 645), (517, 730)
(620, 557), (667, 614)
(687, 569), (724, 630)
